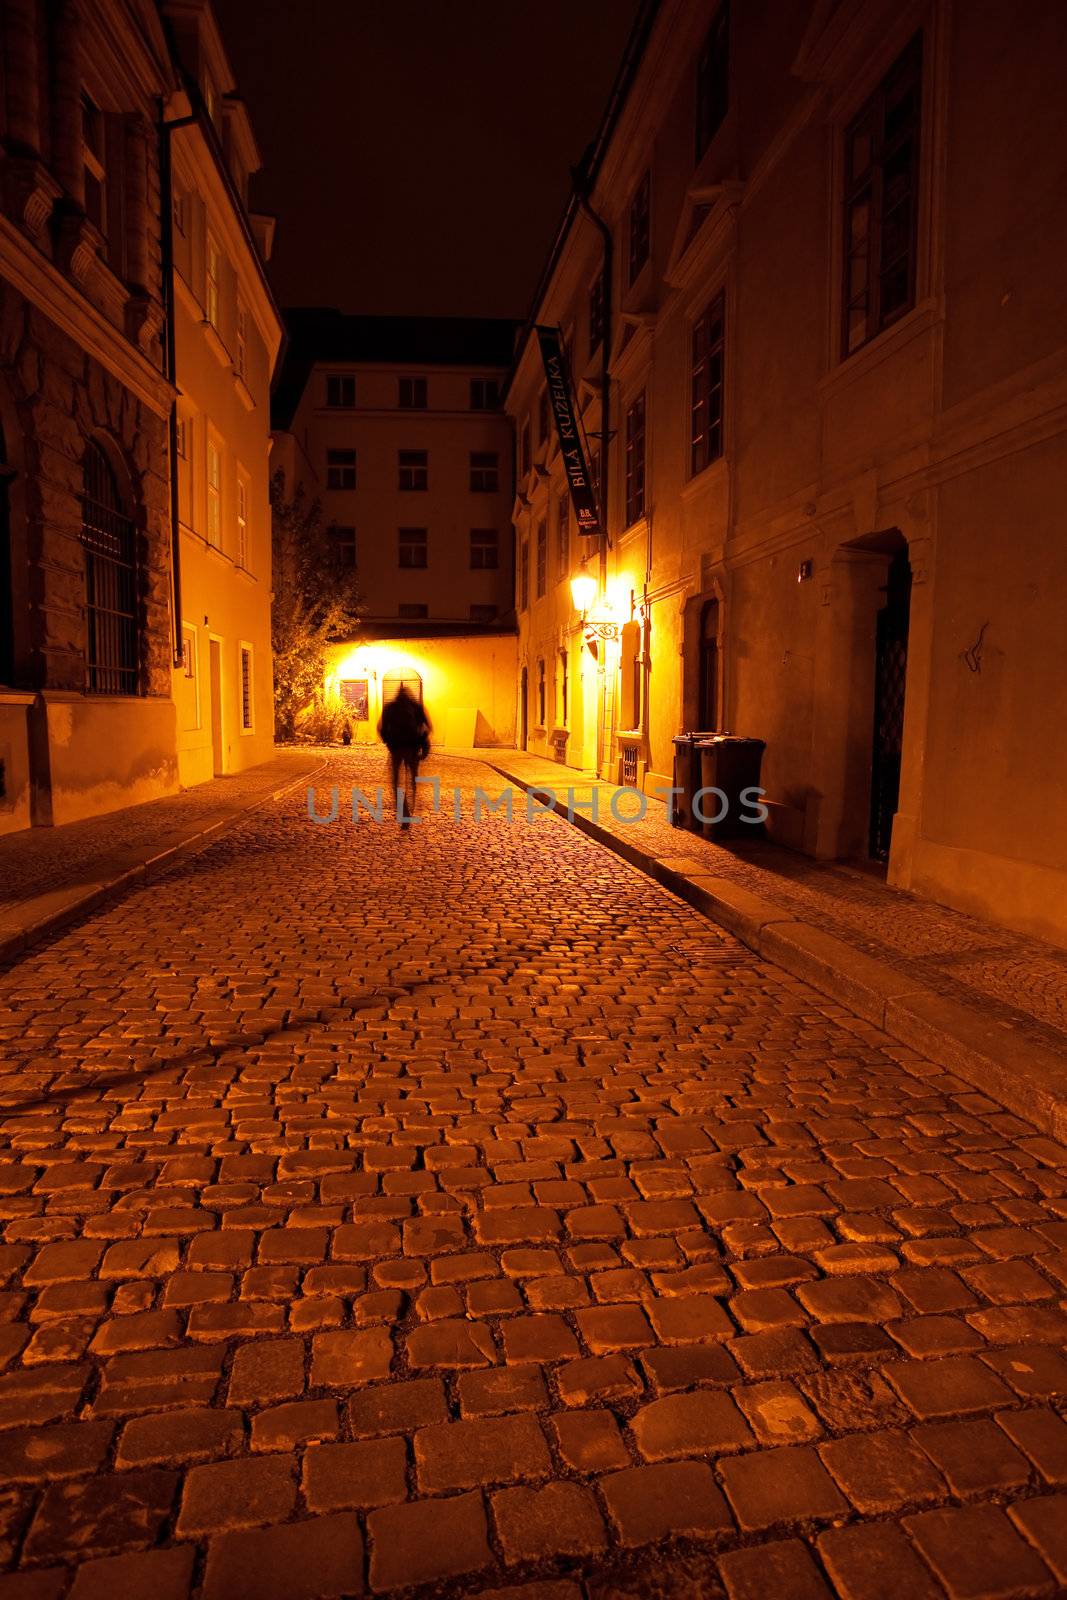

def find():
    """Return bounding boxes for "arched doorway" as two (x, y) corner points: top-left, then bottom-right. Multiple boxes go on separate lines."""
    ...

(699, 599), (719, 730)
(869, 547), (912, 860)
(0, 421), (11, 686)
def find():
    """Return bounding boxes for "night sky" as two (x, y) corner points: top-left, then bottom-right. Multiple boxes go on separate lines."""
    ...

(212, 0), (642, 319)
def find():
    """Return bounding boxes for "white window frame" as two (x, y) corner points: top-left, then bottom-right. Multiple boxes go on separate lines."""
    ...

(206, 434), (222, 549)
(206, 233), (222, 330)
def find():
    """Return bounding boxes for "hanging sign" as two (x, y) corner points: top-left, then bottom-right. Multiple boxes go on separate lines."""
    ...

(535, 325), (600, 536)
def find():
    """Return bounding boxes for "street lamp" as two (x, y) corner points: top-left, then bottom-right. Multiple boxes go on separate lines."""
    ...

(570, 563), (598, 615)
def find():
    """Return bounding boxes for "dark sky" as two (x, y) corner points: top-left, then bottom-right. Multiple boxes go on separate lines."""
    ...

(212, 0), (642, 319)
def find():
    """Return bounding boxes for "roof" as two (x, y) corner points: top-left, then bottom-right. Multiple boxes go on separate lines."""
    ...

(272, 309), (522, 429)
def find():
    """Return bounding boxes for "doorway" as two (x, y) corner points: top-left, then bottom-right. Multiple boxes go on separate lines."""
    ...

(699, 599), (720, 730)
(869, 548), (912, 861)
(209, 637), (224, 776)
(519, 666), (528, 750)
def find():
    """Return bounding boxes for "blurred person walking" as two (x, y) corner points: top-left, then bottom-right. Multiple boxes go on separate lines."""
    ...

(378, 684), (432, 826)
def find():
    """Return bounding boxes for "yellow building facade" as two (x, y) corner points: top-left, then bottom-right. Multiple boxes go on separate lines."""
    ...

(165, 0), (282, 787)
(509, 0), (1067, 946)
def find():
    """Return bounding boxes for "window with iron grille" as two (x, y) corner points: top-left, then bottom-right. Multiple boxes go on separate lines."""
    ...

(696, 2), (729, 161)
(240, 646), (253, 730)
(629, 171), (651, 283)
(588, 271), (605, 355)
(470, 528), (498, 569)
(470, 378), (499, 410)
(690, 292), (725, 476)
(329, 525), (357, 566)
(625, 392), (646, 525)
(326, 374), (355, 408)
(399, 376), (428, 409)
(327, 448), (356, 489)
(471, 451), (499, 492)
(842, 35), (923, 357)
(398, 449), (428, 490)
(398, 526), (427, 568)
(557, 493), (569, 579)
(81, 439), (139, 696)
(535, 520), (547, 599)
(519, 539), (529, 611)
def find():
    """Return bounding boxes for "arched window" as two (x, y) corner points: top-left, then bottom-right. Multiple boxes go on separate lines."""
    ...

(81, 440), (139, 694)
(699, 599), (720, 729)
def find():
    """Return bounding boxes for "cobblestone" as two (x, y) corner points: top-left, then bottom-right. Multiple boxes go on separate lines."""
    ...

(0, 750), (1064, 1596)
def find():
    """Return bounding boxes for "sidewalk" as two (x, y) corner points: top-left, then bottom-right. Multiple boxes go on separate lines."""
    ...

(0, 749), (324, 965)
(483, 748), (1067, 1137)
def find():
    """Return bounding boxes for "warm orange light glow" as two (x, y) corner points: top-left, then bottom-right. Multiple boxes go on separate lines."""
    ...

(570, 570), (598, 613)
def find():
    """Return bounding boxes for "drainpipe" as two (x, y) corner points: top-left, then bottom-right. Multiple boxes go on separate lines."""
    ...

(574, 184), (612, 777)
(158, 100), (195, 667)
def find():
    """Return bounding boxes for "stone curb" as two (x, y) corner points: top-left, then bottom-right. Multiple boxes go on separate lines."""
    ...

(0, 758), (327, 971)
(487, 757), (1067, 1141)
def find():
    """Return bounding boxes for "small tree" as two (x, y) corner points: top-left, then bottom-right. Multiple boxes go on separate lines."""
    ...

(271, 473), (362, 741)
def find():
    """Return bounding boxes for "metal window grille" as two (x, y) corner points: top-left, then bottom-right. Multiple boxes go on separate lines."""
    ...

(621, 744), (639, 786)
(82, 440), (139, 695)
(240, 648), (253, 729)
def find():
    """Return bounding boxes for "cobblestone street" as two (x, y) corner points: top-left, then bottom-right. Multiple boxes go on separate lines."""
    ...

(1, 749), (1065, 1600)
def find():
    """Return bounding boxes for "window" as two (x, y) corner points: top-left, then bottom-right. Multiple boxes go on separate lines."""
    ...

(399, 376), (428, 409)
(470, 528), (498, 569)
(470, 378), (499, 410)
(398, 526), (427, 568)
(398, 449), (428, 491)
(519, 539), (529, 611)
(842, 35), (923, 357)
(625, 392), (647, 526)
(399, 603), (428, 619)
(326, 374), (355, 408)
(556, 495), (570, 581)
(470, 603), (498, 623)
(558, 648), (568, 725)
(341, 679), (369, 720)
(206, 438), (222, 547)
(696, 2), (730, 161)
(178, 624), (200, 731)
(519, 420), (531, 478)
(236, 471), (249, 568)
(535, 518), (547, 599)
(235, 302), (247, 381)
(537, 659), (546, 725)
(206, 234), (222, 330)
(81, 440), (139, 695)
(82, 95), (106, 239)
(470, 451), (499, 492)
(329, 525), (357, 566)
(327, 449), (356, 490)
(690, 292), (725, 476)
(538, 388), (549, 445)
(240, 646), (253, 731)
(589, 271), (605, 355)
(629, 171), (651, 283)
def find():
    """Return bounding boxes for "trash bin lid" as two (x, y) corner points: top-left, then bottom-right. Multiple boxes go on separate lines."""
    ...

(695, 735), (766, 749)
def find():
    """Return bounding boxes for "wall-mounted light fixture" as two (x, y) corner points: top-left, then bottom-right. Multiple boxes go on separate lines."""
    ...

(571, 558), (620, 642)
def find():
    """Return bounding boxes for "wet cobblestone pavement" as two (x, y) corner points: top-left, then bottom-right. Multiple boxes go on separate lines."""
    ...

(0, 751), (1064, 1599)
